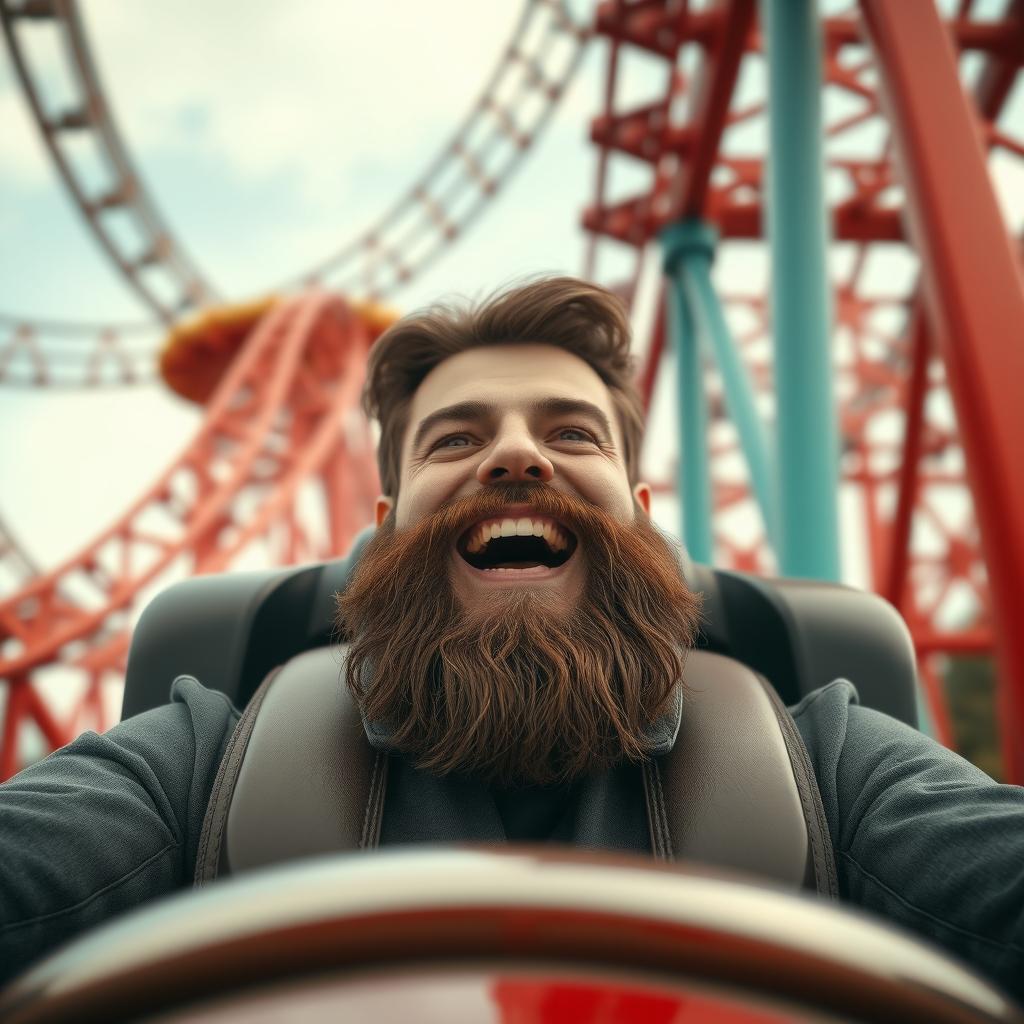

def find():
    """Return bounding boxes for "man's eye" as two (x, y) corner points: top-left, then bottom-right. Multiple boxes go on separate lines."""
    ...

(555, 427), (596, 443)
(434, 434), (473, 450)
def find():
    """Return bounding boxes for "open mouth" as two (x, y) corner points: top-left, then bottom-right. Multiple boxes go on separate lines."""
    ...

(457, 515), (578, 572)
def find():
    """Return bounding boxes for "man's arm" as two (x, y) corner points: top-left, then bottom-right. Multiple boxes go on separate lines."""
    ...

(792, 680), (1024, 1001)
(0, 677), (237, 985)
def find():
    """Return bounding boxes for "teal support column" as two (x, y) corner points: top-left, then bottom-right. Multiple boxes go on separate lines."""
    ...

(662, 219), (778, 545)
(662, 264), (713, 561)
(760, 0), (841, 580)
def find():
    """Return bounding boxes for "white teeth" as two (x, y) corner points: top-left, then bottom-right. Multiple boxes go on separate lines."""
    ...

(464, 516), (573, 554)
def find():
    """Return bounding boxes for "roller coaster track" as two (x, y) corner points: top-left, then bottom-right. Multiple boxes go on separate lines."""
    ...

(585, 0), (1024, 773)
(0, 291), (378, 777)
(0, 512), (39, 594)
(0, 0), (219, 320)
(0, 0), (590, 388)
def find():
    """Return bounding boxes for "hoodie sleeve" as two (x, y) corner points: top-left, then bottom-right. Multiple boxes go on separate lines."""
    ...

(0, 676), (238, 985)
(791, 679), (1024, 1002)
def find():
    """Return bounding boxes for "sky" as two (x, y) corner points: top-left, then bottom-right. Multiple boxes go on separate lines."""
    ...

(0, 0), (1021, 600)
(0, 0), (640, 580)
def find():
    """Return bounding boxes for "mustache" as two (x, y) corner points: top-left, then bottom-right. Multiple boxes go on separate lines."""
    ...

(400, 481), (600, 544)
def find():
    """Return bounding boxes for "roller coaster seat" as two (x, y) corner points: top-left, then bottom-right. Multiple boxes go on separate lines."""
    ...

(119, 527), (918, 889)
(122, 527), (919, 728)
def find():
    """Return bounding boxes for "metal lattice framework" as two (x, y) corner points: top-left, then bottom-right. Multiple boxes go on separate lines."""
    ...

(3, 0), (1023, 789)
(0, 292), (378, 777)
(585, 0), (1024, 776)
(0, 0), (589, 387)
(0, 0), (219, 320)
(0, 0), (590, 775)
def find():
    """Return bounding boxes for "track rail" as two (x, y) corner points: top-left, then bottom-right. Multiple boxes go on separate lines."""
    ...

(0, 313), (159, 386)
(0, 0), (590, 387)
(0, 511), (39, 596)
(280, 0), (590, 299)
(587, 0), (1023, 772)
(0, 291), (377, 778)
(0, 0), (219, 320)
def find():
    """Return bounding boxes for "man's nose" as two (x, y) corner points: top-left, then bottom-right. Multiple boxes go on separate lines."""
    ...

(476, 427), (554, 484)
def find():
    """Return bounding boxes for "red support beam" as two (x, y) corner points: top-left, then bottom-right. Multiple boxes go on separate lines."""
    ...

(638, 285), (667, 415)
(666, 0), (756, 221)
(860, 0), (1024, 781)
(882, 309), (930, 608)
(971, 0), (1024, 120)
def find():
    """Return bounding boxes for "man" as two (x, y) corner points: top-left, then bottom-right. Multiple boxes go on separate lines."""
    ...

(1, 277), (1022, 997)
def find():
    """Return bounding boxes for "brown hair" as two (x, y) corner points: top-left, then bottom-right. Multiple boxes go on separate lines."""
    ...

(362, 276), (645, 497)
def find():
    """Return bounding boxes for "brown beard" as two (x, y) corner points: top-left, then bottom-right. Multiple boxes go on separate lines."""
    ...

(336, 482), (702, 787)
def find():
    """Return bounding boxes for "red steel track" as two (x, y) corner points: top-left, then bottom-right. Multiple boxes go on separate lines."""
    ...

(2, 0), (1023, 785)
(0, 292), (378, 777)
(0, 0), (588, 387)
(585, 0), (1024, 777)
(0, 0), (589, 776)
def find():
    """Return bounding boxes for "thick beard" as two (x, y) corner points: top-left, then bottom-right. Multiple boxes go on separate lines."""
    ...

(336, 482), (702, 787)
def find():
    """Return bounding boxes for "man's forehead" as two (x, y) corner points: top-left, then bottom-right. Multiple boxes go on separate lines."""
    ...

(408, 343), (615, 427)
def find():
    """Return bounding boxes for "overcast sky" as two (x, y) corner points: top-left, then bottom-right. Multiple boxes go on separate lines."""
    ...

(0, 1), (645, 577)
(1, 0), (1020, 596)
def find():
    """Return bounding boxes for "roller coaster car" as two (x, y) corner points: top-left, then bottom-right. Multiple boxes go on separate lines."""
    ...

(3, 534), (1020, 1023)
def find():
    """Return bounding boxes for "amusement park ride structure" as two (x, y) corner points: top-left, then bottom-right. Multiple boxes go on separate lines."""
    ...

(0, 0), (1023, 786)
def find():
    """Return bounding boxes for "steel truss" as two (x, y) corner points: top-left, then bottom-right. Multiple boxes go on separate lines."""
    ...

(0, 0), (589, 387)
(585, 0), (1024, 778)
(0, 0), (219, 320)
(0, 292), (378, 778)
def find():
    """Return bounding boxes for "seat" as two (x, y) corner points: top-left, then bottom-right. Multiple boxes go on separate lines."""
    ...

(123, 528), (913, 892)
(122, 526), (920, 728)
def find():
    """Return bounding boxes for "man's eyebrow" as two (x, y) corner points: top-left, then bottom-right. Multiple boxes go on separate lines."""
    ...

(528, 398), (615, 441)
(411, 400), (494, 454)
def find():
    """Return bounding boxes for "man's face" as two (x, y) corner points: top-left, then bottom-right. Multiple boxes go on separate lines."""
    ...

(376, 343), (651, 608)
(341, 340), (698, 786)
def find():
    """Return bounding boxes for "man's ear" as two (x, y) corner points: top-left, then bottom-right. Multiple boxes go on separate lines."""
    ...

(633, 482), (652, 516)
(375, 496), (394, 528)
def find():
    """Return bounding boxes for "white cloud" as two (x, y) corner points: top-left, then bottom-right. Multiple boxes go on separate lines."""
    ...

(81, 1), (528, 205)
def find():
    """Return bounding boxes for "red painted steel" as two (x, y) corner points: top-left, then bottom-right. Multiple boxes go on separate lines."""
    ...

(2, 1), (1024, 779)
(585, 0), (1024, 772)
(0, 292), (378, 778)
(859, 0), (1024, 782)
(0, 0), (588, 387)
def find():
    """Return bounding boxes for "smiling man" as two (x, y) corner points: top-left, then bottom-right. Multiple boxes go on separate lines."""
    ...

(1, 277), (1023, 1000)
(341, 280), (699, 789)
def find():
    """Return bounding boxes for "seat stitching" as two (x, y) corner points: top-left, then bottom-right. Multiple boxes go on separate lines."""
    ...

(360, 750), (383, 850)
(643, 759), (673, 861)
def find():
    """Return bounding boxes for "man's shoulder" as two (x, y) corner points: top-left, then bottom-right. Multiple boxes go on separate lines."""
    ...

(786, 678), (860, 770)
(104, 674), (241, 769)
